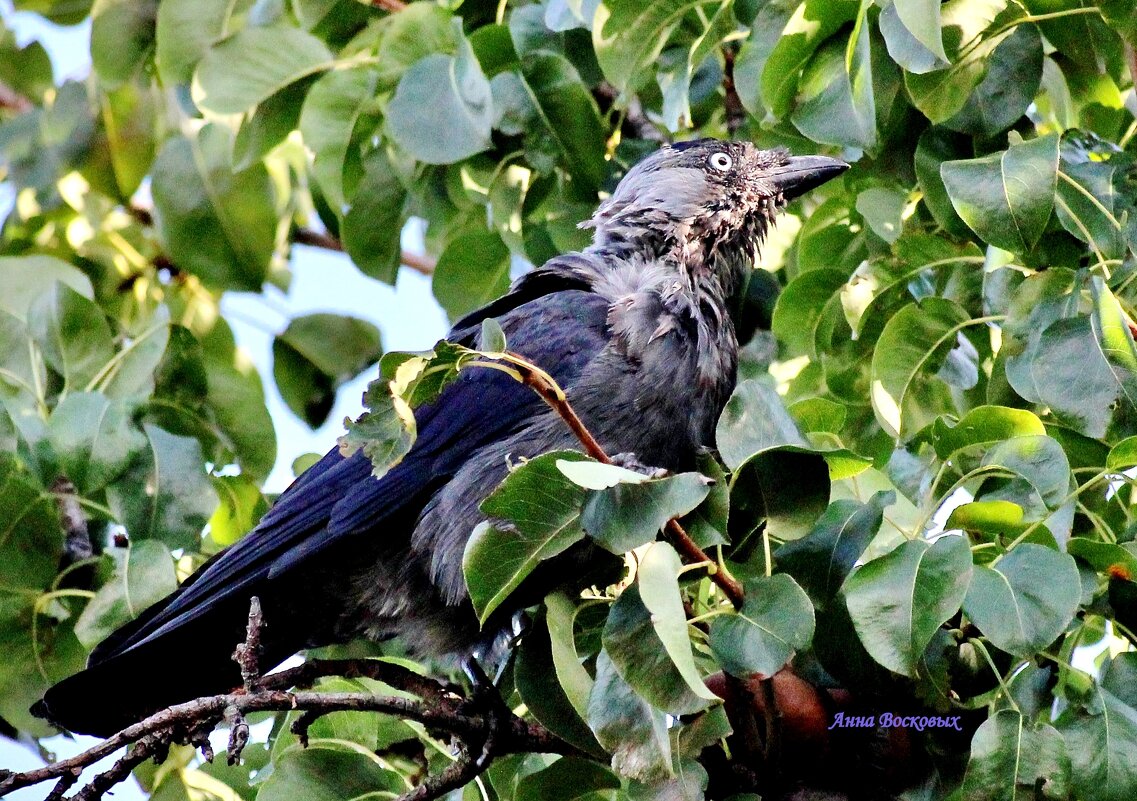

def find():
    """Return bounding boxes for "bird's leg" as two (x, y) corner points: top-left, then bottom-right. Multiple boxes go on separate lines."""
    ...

(460, 655), (512, 770)
(610, 451), (670, 479)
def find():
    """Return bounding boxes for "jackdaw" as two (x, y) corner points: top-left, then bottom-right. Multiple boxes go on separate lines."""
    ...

(36, 139), (847, 736)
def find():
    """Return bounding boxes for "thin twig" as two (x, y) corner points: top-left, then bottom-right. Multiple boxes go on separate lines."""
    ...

(371, 0), (407, 11)
(0, 79), (32, 114)
(50, 478), (93, 569)
(506, 354), (746, 607)
(722, 47), (747, 137)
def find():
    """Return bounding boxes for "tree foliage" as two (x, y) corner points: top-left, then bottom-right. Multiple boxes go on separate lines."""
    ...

(1, 0), (1137, 799)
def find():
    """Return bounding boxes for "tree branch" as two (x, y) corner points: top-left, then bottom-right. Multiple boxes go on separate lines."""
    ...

(128, 204), (438, 276)
(503, 354), (746, 607)
(722, 47), (747, 137)
(370, 0), (407, 11)
(0, 599), (580, 801)
(0, 79), (33, 114)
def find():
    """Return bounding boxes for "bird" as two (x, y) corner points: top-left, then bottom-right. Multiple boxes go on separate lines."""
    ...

(35, 139), (848, 737)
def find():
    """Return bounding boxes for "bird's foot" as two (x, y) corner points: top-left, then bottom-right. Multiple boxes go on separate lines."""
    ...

(460, 655), (513, 770)
(610, 452), (670, 479)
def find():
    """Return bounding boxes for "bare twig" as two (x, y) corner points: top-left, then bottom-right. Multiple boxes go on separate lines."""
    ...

(50, 478), (93, 569)
(371, 0), (407, 11)
(130, 204), (438, 276)
(232, 596), (263, 690)
(73, 736), (165, 801)
(722, 47), (747, 137)
(504, 354), (746, 607)
(0, 79), (33, 114)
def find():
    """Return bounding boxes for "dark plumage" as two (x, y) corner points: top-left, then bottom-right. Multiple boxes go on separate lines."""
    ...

(36, 140), (847, 736)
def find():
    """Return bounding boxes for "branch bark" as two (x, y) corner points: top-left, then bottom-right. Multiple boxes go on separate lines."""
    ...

(0, 599), (578, 801)
(502, 354), (746, 608)
(0, 79), (33, 114)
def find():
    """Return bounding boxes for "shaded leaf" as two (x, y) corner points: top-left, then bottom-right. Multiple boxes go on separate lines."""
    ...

(961, 710), (1071, 801)
(842, 534), (973, 677)
(74, 540), (177, 650)
(962, 543), (1080, 656)
(709, 574), (815, 678)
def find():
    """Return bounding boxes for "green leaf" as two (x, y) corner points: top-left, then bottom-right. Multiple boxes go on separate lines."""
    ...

(931, 406), (1047, 461)
(151, 124), (276, 291)
(516, 757), (620, 801)
(516, 609), (608, 757)
(709, 574), (815, 678)
(1067, 538), (1137, 578)
(656, 0), (736, 132)
(546, 592), (594, 718)
(962, 543), (1080, 656)
(203, 354), (277, 482)
(208, 474), (267, 546)
(790, 2), (876, 151)
(101, 316), (171, 401)
(233, 78), (311, 170)
(386, 24), (493, 165)
(1056, 162), (1126, 263)
(940, 133), (1059, 253)
(905, 0), (1021, 122)
(28, 283), (115, 393)
(256, 745), (405, 801)
(0, 455), (62, 599)
(1023, 282), (1137, 441)
(89, 0), (156, 86)
(464, 451), (590, 623)
(432, 229), (512, 320)
(729, 450), (831, 542)
(870, 297), (972, 440)
(1058, 687), (1137, 801)
(342, 149), (408, 283)
(892, 0), (948, 62)
(772, 268), (847, 358)
(603, 582), (716, 716)
(154, 0), (230, 85)
(74, 540), (177, 650)
(636, 543), (721, 703)
(195, 25), (333, 114)
(1107, 437), (1137, 470)
(943, 24), (1043, 138)
(299, 67), (381, 212)
(914, 127), (973, 237)
(855, 187), (907, 244)
(0, 255), (94, 321)
(106, 423), (218, 551)
(274, 313), (383, 428)
(519, 52), (606, 188)
(47, 392), (146, 495)
(775, 492), (891, 608)
(981, 435), (1071, 511)
(761, 0), (859, 119)
(593, 0), (723, 92)
(587, 649), (673, 783)
(580, 472), (711, 554)
(961, 710), (1071, 801)
(715, 379), (810, 471)
(842, 534), (973, 677)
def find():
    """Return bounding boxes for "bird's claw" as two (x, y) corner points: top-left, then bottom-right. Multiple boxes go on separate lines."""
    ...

(461, 656), (512, 771)
(610, 452), (670, 480)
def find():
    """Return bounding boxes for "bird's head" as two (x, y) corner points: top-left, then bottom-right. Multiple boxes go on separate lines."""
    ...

(585, 139), (847, 293)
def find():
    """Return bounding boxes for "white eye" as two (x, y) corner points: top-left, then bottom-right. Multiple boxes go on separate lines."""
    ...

(708, 152), (733, 172)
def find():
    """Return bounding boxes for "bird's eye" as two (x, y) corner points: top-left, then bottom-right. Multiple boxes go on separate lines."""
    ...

(708, 152), (733, 172)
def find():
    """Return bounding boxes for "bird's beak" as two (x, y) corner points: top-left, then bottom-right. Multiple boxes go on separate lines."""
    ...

(766, 155), (849, 201)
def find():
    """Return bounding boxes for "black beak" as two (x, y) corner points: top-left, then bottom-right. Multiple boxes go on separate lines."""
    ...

(767, 155), (849, 201)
